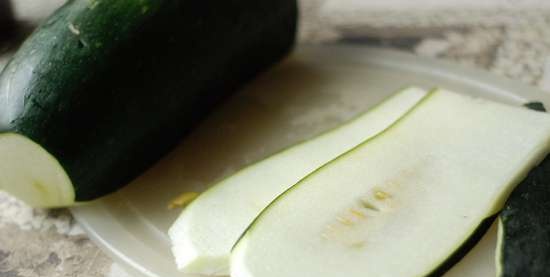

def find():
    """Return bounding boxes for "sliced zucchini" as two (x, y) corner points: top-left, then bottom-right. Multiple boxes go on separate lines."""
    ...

(168, 87), (429, 275)
(231, 89), (550, 277)
(496, 102), (550, 277)
(0, 0), (297, 207)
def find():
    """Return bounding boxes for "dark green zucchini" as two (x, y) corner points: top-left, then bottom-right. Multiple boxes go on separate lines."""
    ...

(0, 0), (297, 207)
(497, 102), (550, 277)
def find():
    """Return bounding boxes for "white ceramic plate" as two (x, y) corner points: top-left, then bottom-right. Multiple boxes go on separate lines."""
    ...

(71, 45), (550, 277)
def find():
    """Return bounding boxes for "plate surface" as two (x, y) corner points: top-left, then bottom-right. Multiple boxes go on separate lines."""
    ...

(71, 45), (550, 277)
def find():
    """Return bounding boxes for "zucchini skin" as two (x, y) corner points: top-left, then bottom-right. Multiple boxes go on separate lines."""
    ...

(499, 102), (550, 277)
(0, 0), (297, 201)
(499, 157), (550, 277)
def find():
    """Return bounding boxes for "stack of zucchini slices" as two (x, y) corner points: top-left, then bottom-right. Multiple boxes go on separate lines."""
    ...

(169, 88), (550, 277)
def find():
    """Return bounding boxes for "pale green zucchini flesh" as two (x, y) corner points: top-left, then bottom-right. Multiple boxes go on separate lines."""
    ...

(0, 133), (73, 207)
(168, 87), (429, 275)
(231, 89), (550, 277)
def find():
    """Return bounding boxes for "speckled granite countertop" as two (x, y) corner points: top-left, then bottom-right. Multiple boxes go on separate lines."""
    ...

(2, 1), (550, 276)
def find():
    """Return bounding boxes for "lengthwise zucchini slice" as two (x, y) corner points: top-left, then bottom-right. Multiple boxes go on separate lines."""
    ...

(169, 87), (428, 275)
(231, 89), (550, 277)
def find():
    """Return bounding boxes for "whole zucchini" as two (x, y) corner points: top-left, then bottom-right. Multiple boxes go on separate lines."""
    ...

(0, 0), (297, 207)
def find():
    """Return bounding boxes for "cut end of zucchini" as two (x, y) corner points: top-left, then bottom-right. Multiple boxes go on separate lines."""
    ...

(168, 225), (230, 275)
(0, 133), (74, 207)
